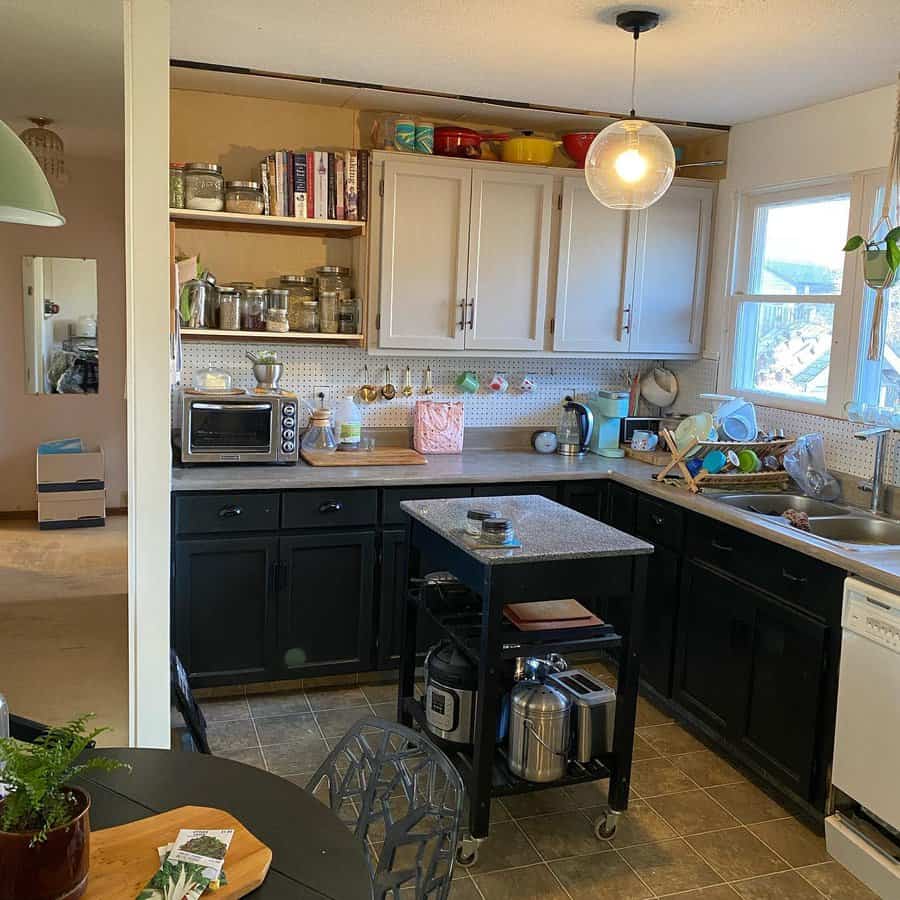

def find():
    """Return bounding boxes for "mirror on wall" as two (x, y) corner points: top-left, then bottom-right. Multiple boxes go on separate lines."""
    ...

(23, 256), (99, 394)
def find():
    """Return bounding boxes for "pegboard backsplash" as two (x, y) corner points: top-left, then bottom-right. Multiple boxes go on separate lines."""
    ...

(178, 343), (897, 485)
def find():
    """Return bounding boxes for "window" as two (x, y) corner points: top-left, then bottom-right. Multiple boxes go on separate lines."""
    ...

(727, 181), (854, 412)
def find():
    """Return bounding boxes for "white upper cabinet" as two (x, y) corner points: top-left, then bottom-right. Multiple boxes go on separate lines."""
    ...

(377, 158), (471, 350)
(626, 180), (714, 356)
(553, 176), (631, 353)
(465, 169), (553, 352)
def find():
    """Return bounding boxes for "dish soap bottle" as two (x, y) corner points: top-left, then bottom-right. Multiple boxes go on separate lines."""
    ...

(333, 395), (362, 450)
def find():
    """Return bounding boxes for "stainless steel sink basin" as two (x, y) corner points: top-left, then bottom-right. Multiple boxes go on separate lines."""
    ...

(806, 516), (900, 547)
(715, 493), (847, 517)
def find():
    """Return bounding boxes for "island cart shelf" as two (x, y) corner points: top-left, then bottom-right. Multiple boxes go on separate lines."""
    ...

(397, 494), (652, 858)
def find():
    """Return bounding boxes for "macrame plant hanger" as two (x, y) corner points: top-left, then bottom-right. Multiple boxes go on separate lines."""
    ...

(867, 73), (900, 360)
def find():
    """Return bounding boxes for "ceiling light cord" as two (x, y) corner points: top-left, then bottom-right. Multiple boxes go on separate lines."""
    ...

(629, 29), (639, 118)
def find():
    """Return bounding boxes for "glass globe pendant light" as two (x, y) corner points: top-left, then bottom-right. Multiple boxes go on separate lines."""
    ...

(585, 11), (676, 210)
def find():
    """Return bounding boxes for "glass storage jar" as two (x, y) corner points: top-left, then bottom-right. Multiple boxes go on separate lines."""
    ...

(217, 287), (242, 331)
(298, 300), (319, 332)
(225, 180), (264, 215)
(280, 274), (316, 331)
(338, 298), (360, 334)
(241, 288), (268, 331)
(266, 289), (290, 332)
(316, 265), (352, 301)
(169, 163), (185, 208)
(318, 290), (339, 333)
(184, 162), (224, 211)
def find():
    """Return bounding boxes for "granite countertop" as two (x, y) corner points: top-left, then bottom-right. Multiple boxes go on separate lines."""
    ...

(171, 450), (900, 593)
(400, 494), (653, 566)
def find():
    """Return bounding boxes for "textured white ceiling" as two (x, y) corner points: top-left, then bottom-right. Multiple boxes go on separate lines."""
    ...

(170, 0), (900, 126)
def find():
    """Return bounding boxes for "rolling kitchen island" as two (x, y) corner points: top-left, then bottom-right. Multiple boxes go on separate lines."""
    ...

(397, 494), (653, 858)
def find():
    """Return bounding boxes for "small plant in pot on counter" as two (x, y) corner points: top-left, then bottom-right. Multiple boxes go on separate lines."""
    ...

(0, 714), (129, 900)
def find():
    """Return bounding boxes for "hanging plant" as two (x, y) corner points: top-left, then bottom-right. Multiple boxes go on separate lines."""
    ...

(843, 73), (900, 360)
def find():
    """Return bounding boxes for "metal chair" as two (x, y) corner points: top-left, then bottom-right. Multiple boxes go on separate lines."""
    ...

(170, 650), (211, 754)
(307, 717), (464, 900)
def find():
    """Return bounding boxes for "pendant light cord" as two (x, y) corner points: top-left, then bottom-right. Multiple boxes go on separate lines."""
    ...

(630, 29), (639, 118)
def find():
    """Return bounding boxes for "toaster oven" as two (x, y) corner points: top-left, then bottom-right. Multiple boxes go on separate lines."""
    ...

(178, 389), (300, 464)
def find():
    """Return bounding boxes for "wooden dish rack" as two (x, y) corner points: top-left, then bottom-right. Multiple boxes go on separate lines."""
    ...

(655, 428), (795, 493)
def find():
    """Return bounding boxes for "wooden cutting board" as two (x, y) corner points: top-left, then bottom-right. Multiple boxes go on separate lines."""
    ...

(83, 805), (272, 899)
(504, 599), (603, 631)
(302, 448), (427, 466)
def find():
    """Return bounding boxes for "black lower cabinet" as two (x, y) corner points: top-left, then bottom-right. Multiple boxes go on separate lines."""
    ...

(559, 481), (606, 519)
(174, 536), (278, 685)
(640, 545), (680, 696)
(277, 531), (375, 676)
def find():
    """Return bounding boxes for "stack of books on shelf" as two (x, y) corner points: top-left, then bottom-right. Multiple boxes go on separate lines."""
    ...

(259, 149), (369, 221)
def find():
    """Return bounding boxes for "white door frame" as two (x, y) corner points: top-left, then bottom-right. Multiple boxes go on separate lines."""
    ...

(124, 0), (172, 748)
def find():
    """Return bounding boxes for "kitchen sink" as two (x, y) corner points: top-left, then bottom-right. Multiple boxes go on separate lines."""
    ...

(714, 493), (848, 517)
(805, 516), (900, 547)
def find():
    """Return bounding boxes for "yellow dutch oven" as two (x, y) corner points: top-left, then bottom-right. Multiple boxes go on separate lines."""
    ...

(500, 132), (562, 165)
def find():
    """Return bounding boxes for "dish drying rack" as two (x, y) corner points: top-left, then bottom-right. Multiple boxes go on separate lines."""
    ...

(655, 428), (795, 493)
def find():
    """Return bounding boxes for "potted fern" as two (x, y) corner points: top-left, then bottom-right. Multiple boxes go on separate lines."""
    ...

(0, 714), (129, 900)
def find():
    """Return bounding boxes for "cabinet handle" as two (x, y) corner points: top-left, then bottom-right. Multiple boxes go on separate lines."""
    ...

(457, 298), (467, 331)
(651, 513), (664, 527)
(781, 568), (807, 585)
(218, 505), (243, 519)
(711, 539), (733, 553)
(621, 306), (632, 337)
(318, 500), (343, 514)
(467, 298), (475, 329)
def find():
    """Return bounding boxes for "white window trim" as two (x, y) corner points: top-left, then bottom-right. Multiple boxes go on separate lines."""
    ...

(720, 175), (867, 418)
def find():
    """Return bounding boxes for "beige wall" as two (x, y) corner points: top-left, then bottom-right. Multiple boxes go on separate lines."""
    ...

(0, 155), (126, 511)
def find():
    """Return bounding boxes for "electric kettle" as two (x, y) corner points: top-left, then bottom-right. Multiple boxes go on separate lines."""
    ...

(556, 398), (594, 457)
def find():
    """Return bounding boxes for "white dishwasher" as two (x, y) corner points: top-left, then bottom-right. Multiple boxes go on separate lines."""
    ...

(826, 577), (900, 899)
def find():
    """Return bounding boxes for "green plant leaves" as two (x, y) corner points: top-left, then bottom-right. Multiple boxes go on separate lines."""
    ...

(843, 234), (865, 252)
(887, 237), (900, 271)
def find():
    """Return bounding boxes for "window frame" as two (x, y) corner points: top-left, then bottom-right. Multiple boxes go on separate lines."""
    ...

(722, 175), (866, 417)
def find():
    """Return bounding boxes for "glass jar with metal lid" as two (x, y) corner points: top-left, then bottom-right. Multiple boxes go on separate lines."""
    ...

(297, 300), (319, 333)
(465, 508), (500, 537)
(338, 298), (360, 335)
(183, 162), (224, 211)
(169, 163), (185, 208)
(318, 290), (339, 334)
(241, 288), (268, 331)
(225, 180), (264, 215)
(266, 288), (290, 332)
(217, 286), (242, 331)
(316, 265), (352, 301)
(280, 275), (316, 331)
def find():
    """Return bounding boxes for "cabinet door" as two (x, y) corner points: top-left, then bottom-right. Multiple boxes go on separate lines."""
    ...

(673, 559), (750, 736)
(641, 545), (681, 697)
(626, 181), (713, 356)
(174, 536), (278, 686)
(738, 594), (827, 800)
(472, 482), (558, 501)
(553, 176), (631, 352)
(278, 531), (375, 675)
(559, 481), (606, 520)
(465, 168), (553, 351)
(378, 159), (470, 350)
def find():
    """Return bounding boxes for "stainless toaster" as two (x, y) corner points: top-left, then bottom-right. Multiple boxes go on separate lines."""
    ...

(547, 668), (616, 764)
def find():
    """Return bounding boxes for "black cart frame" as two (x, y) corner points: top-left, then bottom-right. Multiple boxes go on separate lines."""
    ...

(396, 502), (650, 845)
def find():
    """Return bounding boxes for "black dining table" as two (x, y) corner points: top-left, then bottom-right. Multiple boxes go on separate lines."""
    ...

(74, 748), (373, 900)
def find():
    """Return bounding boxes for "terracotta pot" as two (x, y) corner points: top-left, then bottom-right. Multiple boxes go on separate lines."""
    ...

(0, 787), (91, 900)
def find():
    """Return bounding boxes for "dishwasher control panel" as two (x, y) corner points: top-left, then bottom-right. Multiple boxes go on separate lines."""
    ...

(844, 579), (900, 652)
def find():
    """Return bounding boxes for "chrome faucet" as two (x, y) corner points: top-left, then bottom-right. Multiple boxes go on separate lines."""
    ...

(854, 426), (892, 514)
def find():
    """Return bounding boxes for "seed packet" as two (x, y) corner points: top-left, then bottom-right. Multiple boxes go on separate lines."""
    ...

(136, 830), (233, 900)
(167, 829), (234, 883)
(136, 855), (211, 900)
(156, 845), (229, 895)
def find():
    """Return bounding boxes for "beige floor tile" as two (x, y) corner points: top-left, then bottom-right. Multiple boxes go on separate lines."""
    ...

(361, 682), (400, 704)
(648, 790), (741, 836)
(749, 818), (830, 867)
(475, 862), (569, 900)
(199, 695), (250, 723)
(657, 886), (740, 899)
(254, 712), (320, 746)
(315, 706), (375, 738)
(636, 695), (674, 727)
(632, 732), (661, 761)
(262, 735), (331, 776)
(369, 701), (399, 722)
(247, 691), (310, 718)
(446, 878), (483, 900)
(217, 746), (266, 770)
(517, 811), (608, 860)
(619, 838), (721, 895)
(306, 686), (370, 710)
(566, 778), (631, 808)
(731, 870), (821, 899)
(706, 782), (791, 825)
(550, 850), (652, 899)
(501, 787), (574, 819)
(686, 827), (789, 881)
(796, 861), (880, 899)
(466, 821), (541, 874)
(630, 757), (699, 797)
(670, 750), (746, 788)
(591, 800), (678, 849)
(637, 722), (707, 755)
(205, 719), (259, 754)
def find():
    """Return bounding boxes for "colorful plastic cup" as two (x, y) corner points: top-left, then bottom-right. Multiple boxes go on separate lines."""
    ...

(393, 119), (416, 152)
(414, 122), (434, 154)
(737, 449), (761, 473)
(702, 450), (727, 474)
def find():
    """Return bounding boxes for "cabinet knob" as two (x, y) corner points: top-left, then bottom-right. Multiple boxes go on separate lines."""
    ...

(218, 505), (242, 519)
(781, 568), (807, 585)
(651, 513), (664, 527)
(710, 539), (733, 553)
(319, 500), (343, 514)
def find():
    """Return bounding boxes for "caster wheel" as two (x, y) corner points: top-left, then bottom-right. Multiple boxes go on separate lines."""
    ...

(594, 813), (618, 840)
(456, 838), (480, 867)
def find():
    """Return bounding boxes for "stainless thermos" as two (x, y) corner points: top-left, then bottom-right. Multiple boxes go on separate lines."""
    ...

(508, 682), (571, 782)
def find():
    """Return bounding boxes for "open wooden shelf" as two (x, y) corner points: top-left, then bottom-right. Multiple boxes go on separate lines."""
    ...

(180, 328), (365, 345)
(169, 208), (366, 238)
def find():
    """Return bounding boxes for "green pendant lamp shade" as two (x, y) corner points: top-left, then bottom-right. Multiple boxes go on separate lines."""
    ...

(0, 119), (65, 226)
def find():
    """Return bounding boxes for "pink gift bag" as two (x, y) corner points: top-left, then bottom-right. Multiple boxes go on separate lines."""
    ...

(413, 400), (464, 454)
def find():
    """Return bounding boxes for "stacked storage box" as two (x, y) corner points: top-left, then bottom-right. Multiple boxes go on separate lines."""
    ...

(36, 442), (106, 529)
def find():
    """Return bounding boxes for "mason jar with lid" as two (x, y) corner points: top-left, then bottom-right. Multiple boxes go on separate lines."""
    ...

(225, 180), (264, 215)
(338, 298), (360, 335)
(242, 288), (268, 331)
(169, 163), (185, 208)
(280, 274), (316, 331)
(298, 299), (319, 333)
(183, 163), (225, 211)
(217, 286), (242, 331)
(316, 265), (352, 301)
(318, 290), (339, 334)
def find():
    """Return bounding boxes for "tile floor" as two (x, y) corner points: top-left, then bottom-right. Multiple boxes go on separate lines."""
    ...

(199, 662), (878, 900)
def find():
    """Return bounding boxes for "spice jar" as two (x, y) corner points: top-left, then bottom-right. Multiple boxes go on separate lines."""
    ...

(217, 287), (242, 331)
(169, 163), (185, 208)
(316, 265), (352, 300)
(225, 180), (264, 215)
(241, 288), (267, 331)
(298, 300), (319, 333)
(480, 518), (516, 546)
(318, 290), (339, 333)
(183, 163), (225, 211)
(466, 508), (500, 537)
(266, 308), (289, 333)
(338, 298), (360, 334)
(280, 275), (316, 331)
